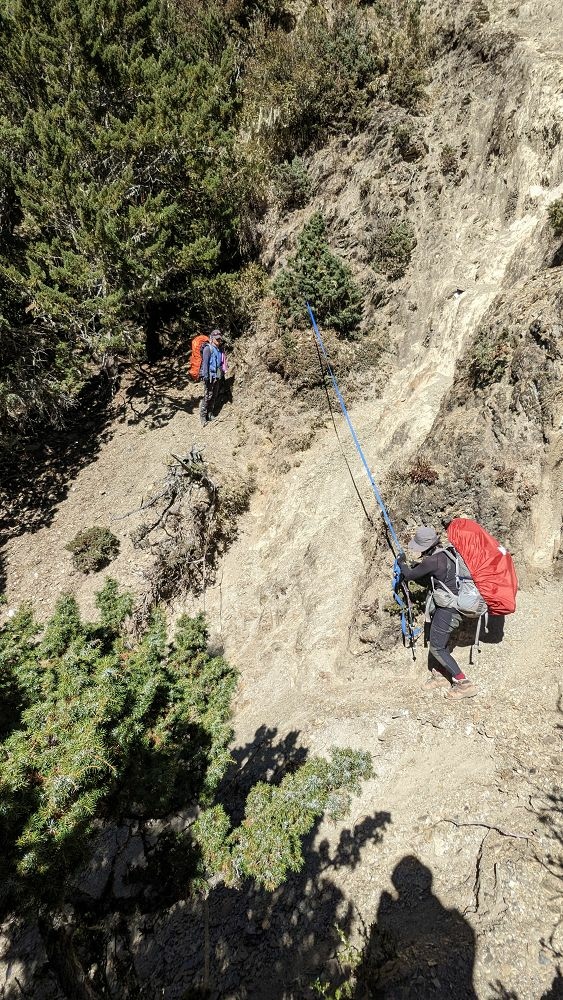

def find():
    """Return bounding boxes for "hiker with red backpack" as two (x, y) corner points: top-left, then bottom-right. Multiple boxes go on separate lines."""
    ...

(198, 329), (224, 427)
(398, 526), (478, 700)
(397, 519), (518, 700)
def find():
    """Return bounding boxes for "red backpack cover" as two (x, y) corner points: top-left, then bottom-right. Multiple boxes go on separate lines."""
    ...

(189, 334), (209, 380)
(447, 518), (518, 615)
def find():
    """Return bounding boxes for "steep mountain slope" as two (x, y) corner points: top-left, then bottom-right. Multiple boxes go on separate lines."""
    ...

(202, 0), (563, 715)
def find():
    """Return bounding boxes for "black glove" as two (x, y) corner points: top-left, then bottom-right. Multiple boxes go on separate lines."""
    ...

(397, 552), (407, 566)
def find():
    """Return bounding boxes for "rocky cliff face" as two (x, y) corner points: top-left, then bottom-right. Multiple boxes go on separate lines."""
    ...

(254, 0), (563, 648)
(388, 269), (562, 580)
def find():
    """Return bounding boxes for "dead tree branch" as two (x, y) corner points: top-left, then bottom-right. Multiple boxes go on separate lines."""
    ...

(438, 818), (531, 841)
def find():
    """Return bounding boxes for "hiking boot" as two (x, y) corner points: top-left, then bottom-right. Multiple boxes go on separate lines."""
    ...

(422, 670), (450, 691)
(447, 679), (477, 700)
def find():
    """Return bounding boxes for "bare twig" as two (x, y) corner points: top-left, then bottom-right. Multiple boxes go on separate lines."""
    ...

(111, 489), (168, 521)
(476, 723), (495, 740)
(127, 448), (222, 632)
(438, 818), (531, 841)
(530, 853), (563, 882)
(170, 451), (206, 475)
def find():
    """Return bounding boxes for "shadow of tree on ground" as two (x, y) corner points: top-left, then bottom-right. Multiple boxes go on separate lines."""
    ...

(0, 357), (203, 552)
(123, 358), (199, 428)
(0, 372), (118, 540)
(0, 726), (390, 1000)
(488, 970), (563, 1000)
(124, 726), (391, 999)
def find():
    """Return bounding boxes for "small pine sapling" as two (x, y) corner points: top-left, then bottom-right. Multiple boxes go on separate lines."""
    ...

(548, 197), (563, 237)
(273, 213), (363, 337)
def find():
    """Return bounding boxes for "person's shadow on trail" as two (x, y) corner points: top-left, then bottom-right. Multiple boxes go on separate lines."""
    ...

(357, 855), (477, 999)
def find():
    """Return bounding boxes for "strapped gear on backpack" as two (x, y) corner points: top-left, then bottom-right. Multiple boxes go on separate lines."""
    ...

(427, 545), (488, 664)
(434, 518), (518, 665)
(430, 546), (488, 618)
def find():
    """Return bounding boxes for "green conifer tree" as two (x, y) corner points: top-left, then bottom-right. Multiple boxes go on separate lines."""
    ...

(0, 582), (372, 996)
(0, 0), (240, 435)
(273, 212), (363, 336)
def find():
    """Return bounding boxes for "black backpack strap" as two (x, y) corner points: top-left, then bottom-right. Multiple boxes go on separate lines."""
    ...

(431, 547), (458, 596)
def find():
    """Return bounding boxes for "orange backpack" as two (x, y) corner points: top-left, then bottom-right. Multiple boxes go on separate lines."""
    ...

(189, 334), (209, 380)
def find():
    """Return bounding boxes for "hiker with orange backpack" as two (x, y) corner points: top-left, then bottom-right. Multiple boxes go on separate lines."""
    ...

(197, 330), (223, 427)
(189, 333), (210, 382)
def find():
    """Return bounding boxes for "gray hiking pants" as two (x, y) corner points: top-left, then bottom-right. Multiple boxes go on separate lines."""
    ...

(428, 606), (462, 678)
(200, 378), (220, 423)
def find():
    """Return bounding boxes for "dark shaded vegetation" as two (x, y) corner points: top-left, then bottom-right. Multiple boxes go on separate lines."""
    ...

(272, 157), (312, 212)
(370, 218), (417, 281)
(0, 589), (372, 997)
(0, 0), (243, 439)
(466, 331), (514, 387)
(0, 585), (233, 905)
(547, 197), (563, 237)
(393, 122), (428, 162)
(0, 369), (118, 539)
(440, 142), (459, 176)
(408, 458), (439, 486)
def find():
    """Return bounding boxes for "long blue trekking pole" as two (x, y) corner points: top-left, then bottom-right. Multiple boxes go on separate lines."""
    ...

(306, 302), (422, 656)
(306, 302), (403, 553)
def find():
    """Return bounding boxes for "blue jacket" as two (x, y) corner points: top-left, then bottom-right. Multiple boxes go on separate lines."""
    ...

(200, 343), (222, 381)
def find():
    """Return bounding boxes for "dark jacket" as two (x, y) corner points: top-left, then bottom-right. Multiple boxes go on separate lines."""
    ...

(399, 548), (458, 593)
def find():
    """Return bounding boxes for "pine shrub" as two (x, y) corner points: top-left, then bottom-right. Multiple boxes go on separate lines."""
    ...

(272, 158), (312, 212)
(194, 748), (374, 890)
(548, 197), (563, 237)
(385, 1), (428, 110)
(371, 219), (417, 281)
(393, 124), (427, 163)
(466, 332), (513, 387)
(273, 213), (363, 336)
(66, 526), (120, 573)
(240, 6), (382, 160)
(0, 583), (236, 904)
(0, 0), (430, 446)
(0, 0), (242, 438)
(440, 144), (459, 176)
(0, 582), (373, 905)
